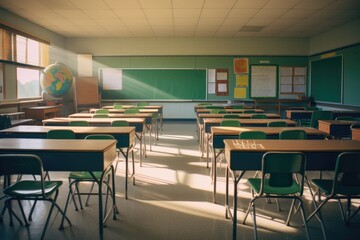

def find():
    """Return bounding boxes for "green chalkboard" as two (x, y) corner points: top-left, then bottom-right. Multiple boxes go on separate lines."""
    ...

(101, 69), (206, 100)
(310, 56), (342, 103)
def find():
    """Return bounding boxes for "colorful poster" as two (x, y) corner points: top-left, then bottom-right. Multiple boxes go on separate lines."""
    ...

(234, 58), (249, 74)
(236, 75), (248, 87)
(234, 87), (247, 98)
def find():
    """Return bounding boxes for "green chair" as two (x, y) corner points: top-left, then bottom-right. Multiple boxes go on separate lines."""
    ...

(0, 154), (71, 240)
(251, 114), (267, 119)
(210, 109), (222, 114)
(309, 111), (333, 129)
(111, 120), (129, 127)
(92, 114), (109, 118)
(220, 119), (241, 127)
(233, 105), (244, 109)
(113, 105), (123, 109)
(267, 121), (288, 127)
(242, 152), (310, 240)
(47, 129), (75, 139)
(95, 109), (109, 114)
(69, 121), (89, 126)
(239, 131), (266, 140)
(243, 109), (256, 113)
(307, 152), (360, 239)
(198, 103), (212, 106)
(335, 116), (356, 121)
(124, 108), (140, 114)
(279, 129), (307, 139)
(61, 134), (118, 226)
(222, 114), (240, 119)
(137, 102), (149, 106)
(205, 106), (224, 109)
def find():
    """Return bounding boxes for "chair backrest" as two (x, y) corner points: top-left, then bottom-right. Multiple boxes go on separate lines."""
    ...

(239, 131), (266, 139)
(210, 109), (222, 114)
(69, 121), (89, 126)
(85, 134), (115, 140)
(92, 114), (109, 118)
(220, 119), (241, 127)
(137, 102), (149, 106)
(332, 152), (360, 195)
(351, 123), (360, 129)
(267, 121), (288, 127)
(124, 108), (140, 114)
(205, 106), (224, 109)
(95, 109), (109, 114)
(111, 120), (129, 127)
(0, 115), (12, 130)
(47, 129), (75, 139)
(306, 106), (322, 111)
(335, 116), (356, 121)
(222, 114), (240, 119)
(0, 154), (43, 176)
(279, 129), (307, 139)
(260, 152), (306, 195)
(233, 105), (244, 109)
(198, 103), (211, 106)
(243, 109), (256, 113)
(251, 114), (267, 119)
(113, 105), (123, 109)
(310, 110), (333, 128)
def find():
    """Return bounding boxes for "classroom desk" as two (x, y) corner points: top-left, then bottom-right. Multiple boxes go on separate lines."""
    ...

(0, 125), (136, 199)
(200, 118), (297, 161)
(223, 139), (360, 240)
(42, 117), (147, 165)
(196, 108), (264, 114)
(25, 106), (61, 122)
(352, 128), (360, 140)
(0, 138), (118, 240)
(318, 120), (360, 139)
(91, 108), (158, 114)
(70, 112), (157, 147)
(286, 110), (360, 121)
(210, 127), (326, 202)
(103, 105), (164, 133)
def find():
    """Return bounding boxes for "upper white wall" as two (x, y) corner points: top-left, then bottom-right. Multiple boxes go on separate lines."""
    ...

(309, 18), (360, 55)
(66, 37), (309, 56)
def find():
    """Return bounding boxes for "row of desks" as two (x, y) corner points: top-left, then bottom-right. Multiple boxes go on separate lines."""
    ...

(224, 139), (360, 240)
(0, 137), (118, 240)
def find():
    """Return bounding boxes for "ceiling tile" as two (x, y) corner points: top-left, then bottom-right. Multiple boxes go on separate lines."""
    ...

(113, 9), (146, 18)
(254, 9), (288, 19)
(173, 9), (202, 18)
(143, 9), (173, 18)
(38, 0), (77, 10)
(233, 0), (269, 9)
(138, 0), (172, 9)
(200, 9), (231, 18)
(281, 9), (317, 19)
(104, 0), (141, 9)
(83, 10), (118, 19)
(227, 9), (260, 18)
(293, 0), (337, 10)
(203, 0), (237, 9)
(54, 10), (89, 19)
(264, 0), (302, 9)
(69, 0), (110, 10)
(172, 0), (204, 9)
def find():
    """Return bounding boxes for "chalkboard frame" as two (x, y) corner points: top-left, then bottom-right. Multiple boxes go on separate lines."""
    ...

(99, 68), (207, 100)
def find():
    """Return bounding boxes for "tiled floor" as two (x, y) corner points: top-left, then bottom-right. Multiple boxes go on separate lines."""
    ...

(1, 121), (359, 240)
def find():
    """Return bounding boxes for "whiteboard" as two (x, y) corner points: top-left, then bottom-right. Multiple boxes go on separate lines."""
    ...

(251, 65), (277, 97)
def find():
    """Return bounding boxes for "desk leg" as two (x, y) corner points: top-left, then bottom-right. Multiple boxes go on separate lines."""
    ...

(225, 169), (246, 240)
(119, 145), (136, 200)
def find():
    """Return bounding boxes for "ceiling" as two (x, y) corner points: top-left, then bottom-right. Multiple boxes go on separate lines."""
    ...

(1, 0), (360, 38)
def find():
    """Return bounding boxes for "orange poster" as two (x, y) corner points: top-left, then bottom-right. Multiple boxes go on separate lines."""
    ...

(234, 58), (249, 74)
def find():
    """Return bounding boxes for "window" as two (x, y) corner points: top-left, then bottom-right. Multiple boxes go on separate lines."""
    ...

(16, 67), (41, 98)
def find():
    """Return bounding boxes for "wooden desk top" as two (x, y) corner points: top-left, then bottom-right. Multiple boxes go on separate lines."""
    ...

(102, 105), (162, 109)
(203, 118), (296, 125)
(198, 113), (279, 119)
(0, 138), (117, 172)
(69, 113), (152, 118)
(224, 139), (360, 153)
(318, 120), (360, 126)
(27, 106), (61, 110)
(211, 126), (326, 136)
(196, 109), (264, 114)
(43, 117), (145, 124)
(90, 108), (158, 113)
(0, 125), (135, 135)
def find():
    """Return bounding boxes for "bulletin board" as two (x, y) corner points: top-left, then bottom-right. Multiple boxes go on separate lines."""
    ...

(73, 76), (100, 105)
(250, 65), (277, 98)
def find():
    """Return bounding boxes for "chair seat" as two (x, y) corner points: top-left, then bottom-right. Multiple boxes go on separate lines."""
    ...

(4, 180), (63, 197)
(312, 179), (360, 196)
(248, 178), (301, 195)
(69, 171), (103, 180)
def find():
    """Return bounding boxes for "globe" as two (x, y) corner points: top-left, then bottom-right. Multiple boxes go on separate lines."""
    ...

(40, 62), (73, 97)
